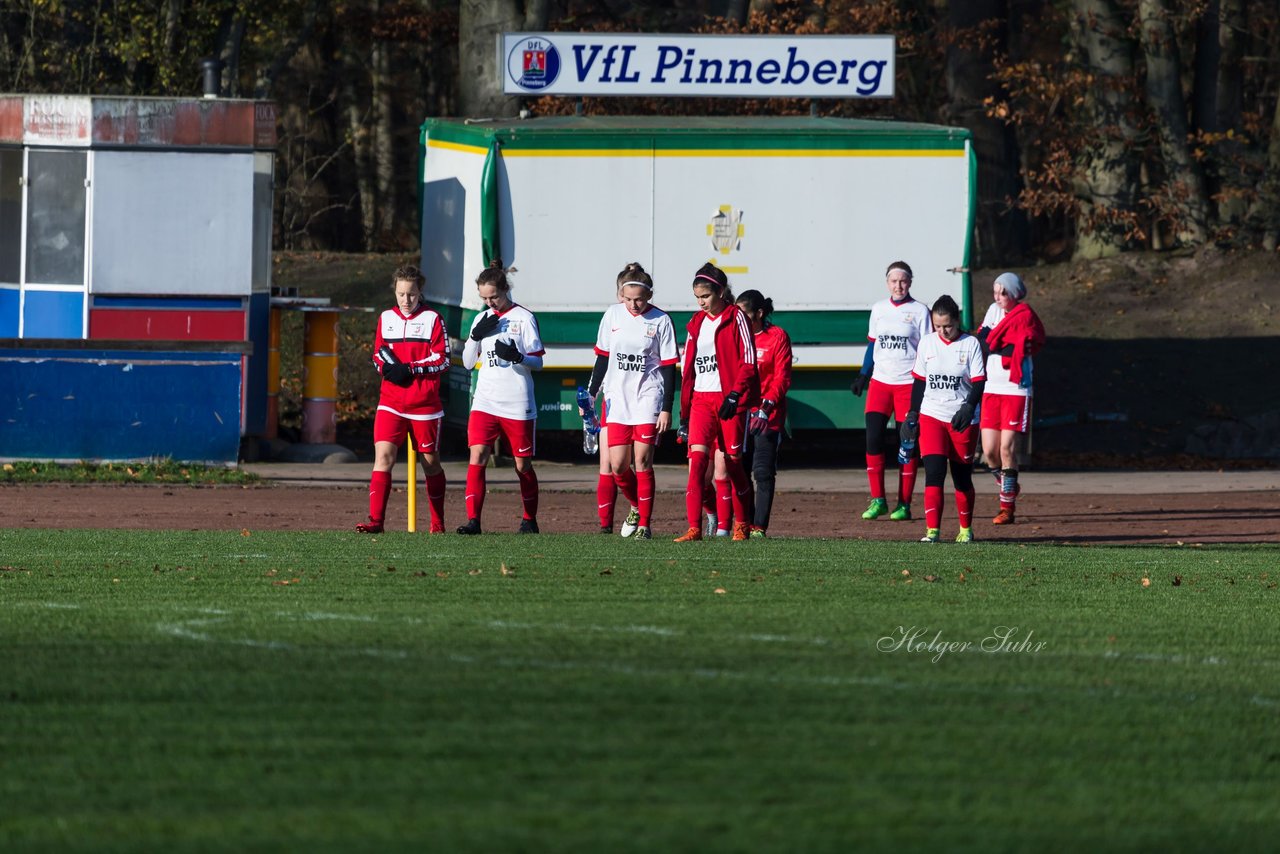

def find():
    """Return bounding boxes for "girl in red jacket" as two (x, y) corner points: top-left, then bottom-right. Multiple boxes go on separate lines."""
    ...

(976, 271), (1046, 525)
(737, 290), (793, 538)
(675, 263), (760, 542)
(356, 265), (451, 534)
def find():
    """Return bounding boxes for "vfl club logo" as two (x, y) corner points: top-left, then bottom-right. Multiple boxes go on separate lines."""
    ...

(507, 37), (561, 92)
(708, 205), (744, 255)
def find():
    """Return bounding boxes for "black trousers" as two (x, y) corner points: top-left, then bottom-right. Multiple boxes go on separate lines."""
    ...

(743, 427), (783, 530)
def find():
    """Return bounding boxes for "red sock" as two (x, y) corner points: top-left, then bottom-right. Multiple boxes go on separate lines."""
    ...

(724, 456), (755, 528)
(898, 457), (918, 506)
(614, 468), (638, 507)
(465, 464), (486, 521)
(714, 478), (732, 531)
(924, 485), (944, 530)
(866, 453), (886, 500)
(686, 451), (709, 528)
(636, 468), (656, 527)
(425, 471), (446, 531)
(368, 470), (392, 524)
(597, 473), (617, 528)
(955, 486), (974, 529)
(517, 467), (538, 520)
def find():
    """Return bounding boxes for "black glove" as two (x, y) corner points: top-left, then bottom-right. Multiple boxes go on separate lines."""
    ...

(493, 339), (523, 364)
(383, 362), (413, 386)
(470, 312), (502, 341)
(718, 390), (741, 420)
(951, 403), (975, 431)
(899, 410), (919, 443)
(748, 409), (769, 436)
(676, 421), (689, 444)
(850, 373), (869, 397)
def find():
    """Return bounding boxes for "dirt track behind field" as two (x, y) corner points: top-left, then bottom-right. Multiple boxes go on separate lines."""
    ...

(2, 463), (1277, 546)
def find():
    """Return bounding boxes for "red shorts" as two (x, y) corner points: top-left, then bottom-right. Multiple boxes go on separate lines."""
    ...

(467, 410), (536, 457)
(980, 393), (1032, 433)
(373, 409), (441, 454)
(608, 422), (658, 446)
(866, 379), (913, 421)
(599, 398), (609, 429)
(918, 413), (978, 463)
(687, 391), (747, 458)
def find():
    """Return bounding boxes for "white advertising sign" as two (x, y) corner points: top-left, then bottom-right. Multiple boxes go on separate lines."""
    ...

(501, 33), (895, 99)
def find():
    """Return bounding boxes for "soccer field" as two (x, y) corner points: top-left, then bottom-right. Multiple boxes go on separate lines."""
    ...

(3, 530), (1278, 851)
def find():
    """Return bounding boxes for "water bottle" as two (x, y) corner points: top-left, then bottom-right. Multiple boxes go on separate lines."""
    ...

(576, 386), (600, 454)
(1019, 356), (1033, 390)
(897, 434), (916, 465)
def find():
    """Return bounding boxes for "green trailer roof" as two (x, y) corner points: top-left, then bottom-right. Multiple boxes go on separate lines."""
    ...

(420, 115), (971, 152)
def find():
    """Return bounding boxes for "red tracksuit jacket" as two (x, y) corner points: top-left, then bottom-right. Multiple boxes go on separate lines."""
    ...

(680, 304), (760, 419)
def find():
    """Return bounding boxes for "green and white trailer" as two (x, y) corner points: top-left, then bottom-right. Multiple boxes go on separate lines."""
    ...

(418, 115), (975, 432)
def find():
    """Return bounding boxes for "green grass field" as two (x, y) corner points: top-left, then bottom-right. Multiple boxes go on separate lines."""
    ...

(3, 530), (1278, 851)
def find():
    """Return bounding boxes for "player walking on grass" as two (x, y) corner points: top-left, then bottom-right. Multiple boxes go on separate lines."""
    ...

(901, 295), (985, 543)
(976, 271), (1046, 525)
(738, 290), (793, 538)
(850, 261), (932, 523)
(586, 262), (678, 540)
(674, 263), (760, 542)
(457, 260), (545, 535)
(356, 265), (451, 534)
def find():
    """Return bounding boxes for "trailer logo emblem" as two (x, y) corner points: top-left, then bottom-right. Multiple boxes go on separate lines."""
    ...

(708, 205), (744, 255)
(508, 37), (562, 91)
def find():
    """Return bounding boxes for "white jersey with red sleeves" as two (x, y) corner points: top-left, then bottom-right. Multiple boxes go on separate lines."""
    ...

(979, 302), (1029, 397)
(463, 303), (545, 421)
(594, 302), (678, 425)
(373, 305), (449, 419)
(867, 297), (932, 385)
(690, 314), (722, 393)
(912, 331), (986, 423)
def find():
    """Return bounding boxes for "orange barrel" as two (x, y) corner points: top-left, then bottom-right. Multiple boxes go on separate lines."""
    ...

(302, 309), (340, 444)
(265, 306), (282, 439)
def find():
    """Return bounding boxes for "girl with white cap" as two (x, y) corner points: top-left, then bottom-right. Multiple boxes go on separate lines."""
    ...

(976, 271), (1046, 525)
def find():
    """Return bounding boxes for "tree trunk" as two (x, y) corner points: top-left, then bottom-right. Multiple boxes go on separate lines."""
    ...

(372, 25), (396, 249)
(1068, 0), (1141, 259)
(942, 0), (1027, 265)
(1254, 91), (1280, 251)
(1136, 0), (1209, 246)
(457, 0), (521, 118)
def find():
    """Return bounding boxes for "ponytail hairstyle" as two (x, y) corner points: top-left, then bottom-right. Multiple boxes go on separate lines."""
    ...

(885, 260), (913, 280)
(616, 261), (654, 295)
(736, 289), (774, 324)
(931, 294), (961, 323)
(476, 257), (516, 293)
(691, 261), (733, 304)
(392, 263), (425, 291)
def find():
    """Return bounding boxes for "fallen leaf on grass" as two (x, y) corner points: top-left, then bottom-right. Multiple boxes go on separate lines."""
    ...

(468, 569), (482, 576)
(435, 571), (448, 578)
(1172, 575), (1182, 586)
(1141, 577), (1151, 587)
(501, 563), (516, 577)
(924, 575), (939, 583)
(714, 587), (726, 594)
(599, 568), (612, 576)
(240, 529), (251, 537)
(901, 569), (911, 577)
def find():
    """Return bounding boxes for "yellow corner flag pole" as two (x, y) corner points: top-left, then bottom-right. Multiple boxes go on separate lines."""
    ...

(407, 449), (417, 533)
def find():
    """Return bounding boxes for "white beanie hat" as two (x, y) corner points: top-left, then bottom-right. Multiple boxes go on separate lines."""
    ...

(995, 271), (1026, 300)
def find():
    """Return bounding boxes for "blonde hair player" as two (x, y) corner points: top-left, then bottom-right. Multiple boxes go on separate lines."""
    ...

(355, 264), (450, 534)
(457, 259), (546, 535)
(586, 262), (679, 540)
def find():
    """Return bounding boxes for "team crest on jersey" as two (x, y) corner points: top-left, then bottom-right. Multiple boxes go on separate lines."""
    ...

(506, 320), (523, 335)
(644, 323), (657, 338)
(407, 320), (427, 338)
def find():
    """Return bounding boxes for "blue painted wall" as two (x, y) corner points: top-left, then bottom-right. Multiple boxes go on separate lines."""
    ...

(0, 347), (243, 463)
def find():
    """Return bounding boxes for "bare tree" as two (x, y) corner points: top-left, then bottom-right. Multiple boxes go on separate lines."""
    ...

(1136, 0), (1209, 246)
(1069, 0), (1142, 258)
(457, 0), (522, 118)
